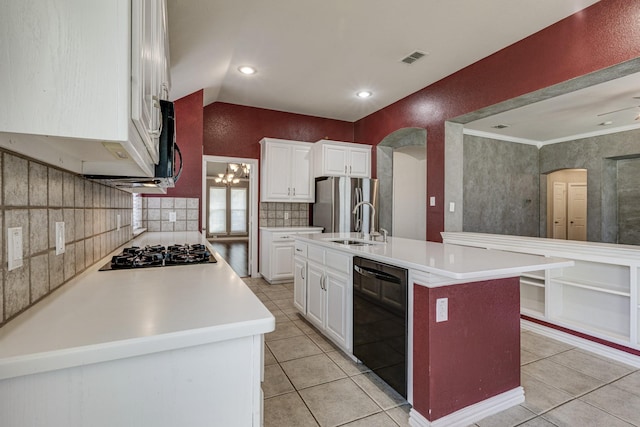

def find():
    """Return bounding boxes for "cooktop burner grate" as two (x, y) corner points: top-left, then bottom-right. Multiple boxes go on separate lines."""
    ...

(100, 244), (217, 271)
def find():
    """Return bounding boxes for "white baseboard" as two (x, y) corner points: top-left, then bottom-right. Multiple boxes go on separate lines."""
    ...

(409, 387), (524, 427)
(521, 319), (640, 368)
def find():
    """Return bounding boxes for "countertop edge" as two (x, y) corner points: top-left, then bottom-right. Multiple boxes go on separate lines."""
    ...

(0, 316), (275, 381)
(293, 233), (573, 282)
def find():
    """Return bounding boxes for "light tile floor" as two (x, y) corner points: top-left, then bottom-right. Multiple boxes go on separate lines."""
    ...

(243, 278), (640, 427)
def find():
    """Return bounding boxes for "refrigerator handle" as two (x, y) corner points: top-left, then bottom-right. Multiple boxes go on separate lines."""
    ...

(354, 187), (362, 232)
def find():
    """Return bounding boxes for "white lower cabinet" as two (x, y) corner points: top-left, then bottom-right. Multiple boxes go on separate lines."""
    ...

(260, 227), (322, 284)
(442, 232), (640, 351)
(295, 243), (352, 352)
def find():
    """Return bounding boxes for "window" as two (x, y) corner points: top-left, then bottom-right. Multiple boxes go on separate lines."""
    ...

(230, 187), (247, 233)
(207, 180), (249, 238)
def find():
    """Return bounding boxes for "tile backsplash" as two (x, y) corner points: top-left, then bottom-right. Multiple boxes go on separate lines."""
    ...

(141, 197), (200, 232)
(0, 150), (133, 327)
(259, 202), (310, 227)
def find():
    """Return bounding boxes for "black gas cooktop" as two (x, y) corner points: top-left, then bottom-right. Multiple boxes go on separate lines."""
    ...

(100, 244), (217, 271)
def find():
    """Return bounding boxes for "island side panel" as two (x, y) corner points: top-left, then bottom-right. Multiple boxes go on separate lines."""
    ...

(412, 277), (521, 421)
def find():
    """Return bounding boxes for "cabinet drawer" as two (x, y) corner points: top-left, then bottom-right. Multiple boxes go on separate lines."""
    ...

(294, 241), (307, 257)
(271, 232), (295, 241)
(308, 245), (325, 264)
(326, 250), (351, 274)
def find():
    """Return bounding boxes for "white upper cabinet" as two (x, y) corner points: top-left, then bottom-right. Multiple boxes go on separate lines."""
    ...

(260, 138), (314, 202)
(0, 0), (170, 177)
(314, 140), (371, 178)
(131, 0), (170, 164)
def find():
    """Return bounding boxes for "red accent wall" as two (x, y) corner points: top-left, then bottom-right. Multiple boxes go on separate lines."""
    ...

(413, 278), (521, 420)
(203, 102), (355, 158)
(354, 0), (640, 242)
(147, 90), (204, 227)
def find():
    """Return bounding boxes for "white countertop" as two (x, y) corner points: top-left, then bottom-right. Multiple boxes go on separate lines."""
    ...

(0, 231), (275, 380)
(295, 232), (573, 281)
(260, 226), (324, 232)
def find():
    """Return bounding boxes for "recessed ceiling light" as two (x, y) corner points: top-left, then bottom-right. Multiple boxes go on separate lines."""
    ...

(238, 66), (257, 75)
(356, 91), (372, 99)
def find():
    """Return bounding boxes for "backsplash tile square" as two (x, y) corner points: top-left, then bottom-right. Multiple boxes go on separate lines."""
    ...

(29, 162), (48, 206)
(4, 153), (27, 206)
(141, 197), (200, 233)
(260, 202), (310, 227)
(0, 148), (135, 328)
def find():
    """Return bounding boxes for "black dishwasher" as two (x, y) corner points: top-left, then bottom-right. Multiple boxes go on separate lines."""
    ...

(353, 256), (408, 398)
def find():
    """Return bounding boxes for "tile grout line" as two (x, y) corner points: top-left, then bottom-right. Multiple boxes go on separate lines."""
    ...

(516, 349), (640, 427)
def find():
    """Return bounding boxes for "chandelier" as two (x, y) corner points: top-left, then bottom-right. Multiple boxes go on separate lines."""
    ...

(214, 163), (250, 185)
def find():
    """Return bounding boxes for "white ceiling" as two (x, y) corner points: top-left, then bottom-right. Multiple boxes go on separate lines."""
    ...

(167, 0), (600, 122)
(464, 71), (640, 146)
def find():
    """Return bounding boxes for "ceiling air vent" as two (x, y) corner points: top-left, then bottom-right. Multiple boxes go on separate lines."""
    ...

(401, 51), (427, 65)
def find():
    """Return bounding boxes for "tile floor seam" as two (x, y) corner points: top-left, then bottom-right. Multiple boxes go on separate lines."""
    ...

(574, 397), (640, 427)
(518, 379), (632, 427)
(333, 410), (397, 427)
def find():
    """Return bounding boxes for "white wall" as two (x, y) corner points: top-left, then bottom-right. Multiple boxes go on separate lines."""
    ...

(392, 146), (426, 239)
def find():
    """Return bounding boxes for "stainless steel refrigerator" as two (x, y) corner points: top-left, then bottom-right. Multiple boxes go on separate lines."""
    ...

(313, 177), (379, 233)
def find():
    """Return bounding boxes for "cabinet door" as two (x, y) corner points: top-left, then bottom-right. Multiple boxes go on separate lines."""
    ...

(293, 257), (307, 313)
(291, 145), (313, 201)
(272, 243), (295, 280)
(306, 262), (326, 330)
(348, 147), (371, 178)
(263, 142), (293, 201)
(131, 0), (162, 163)
(325, 270), (349, 349)
(322, 145), (348, 176)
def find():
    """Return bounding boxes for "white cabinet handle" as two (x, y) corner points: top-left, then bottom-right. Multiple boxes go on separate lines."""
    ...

(344, 165), (347, 174)
(288, 188), (291, 196)
(349, 165), (352, 174)
(293, 188), (296, 196)
(301, 267), (305, 280)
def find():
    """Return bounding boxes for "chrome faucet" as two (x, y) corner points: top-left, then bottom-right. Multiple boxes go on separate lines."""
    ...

(352, 201), (377, 239)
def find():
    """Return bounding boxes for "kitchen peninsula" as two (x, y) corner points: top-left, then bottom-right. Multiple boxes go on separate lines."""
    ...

(293, 232), (573, 427)
(0, 231), (274, 427)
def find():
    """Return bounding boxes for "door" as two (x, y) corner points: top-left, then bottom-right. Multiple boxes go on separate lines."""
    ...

(293, 257), (306, 313)
(207, 181), (249, 238)
(306, 261), (325, 330)
(325, 270), (349, 348)
(568, 183), (587, 241)
(272, 243), (295, 279)
(264, 142), (292, 200)
(552, 182), (567, 239)
(348, 147), (371, 178)
(323, 144), (348, 176)
(291, 145), (313, 200)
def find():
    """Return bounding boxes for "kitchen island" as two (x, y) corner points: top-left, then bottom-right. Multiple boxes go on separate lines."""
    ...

(293, 232), (572, 427)
(0, 231), (275, 427)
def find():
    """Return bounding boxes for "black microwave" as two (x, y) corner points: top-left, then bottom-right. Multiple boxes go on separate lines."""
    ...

(84, 100), (182, 190)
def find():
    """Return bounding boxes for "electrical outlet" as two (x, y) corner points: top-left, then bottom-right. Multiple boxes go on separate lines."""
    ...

(449, 202), (455, 212)
(117, 214), (121, 231)
(284, 212), (289, 220)
(429, 196), (436, 207)
(169, 212), (177, 222)
(56, 222), (65, 255)
(7, 227), (23, 271)
(436, 298), (448, 323)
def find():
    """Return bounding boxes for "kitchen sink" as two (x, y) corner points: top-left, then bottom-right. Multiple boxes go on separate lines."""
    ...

(327, 238), (385, 246)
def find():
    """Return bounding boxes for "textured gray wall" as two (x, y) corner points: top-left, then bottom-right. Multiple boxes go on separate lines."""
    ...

(617, 157), (640, 245)
(539, 128), (640, 243)
(463, 136), (539, 236)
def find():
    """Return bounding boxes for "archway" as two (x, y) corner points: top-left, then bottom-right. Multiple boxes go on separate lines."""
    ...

(377, 128), (427, 239)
